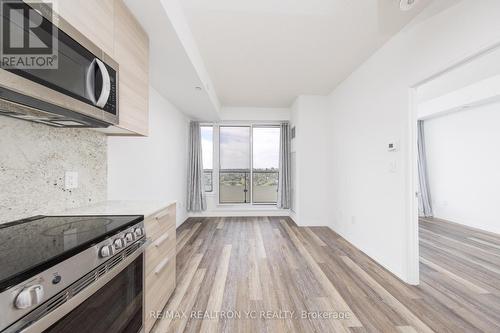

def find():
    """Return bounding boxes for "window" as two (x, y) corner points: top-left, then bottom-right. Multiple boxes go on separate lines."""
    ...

(201, 126), (213, 192)
(252, 126), (280, 204)
(219, 126), (251, 203)
(218, 125), (280, 205)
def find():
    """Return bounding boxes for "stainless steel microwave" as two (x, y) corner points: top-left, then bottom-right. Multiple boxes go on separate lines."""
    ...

(0, 0), (118, 128)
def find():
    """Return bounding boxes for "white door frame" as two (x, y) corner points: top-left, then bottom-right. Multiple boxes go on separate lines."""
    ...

(405, 87), (420, 285)
(405, 40), (500, 285)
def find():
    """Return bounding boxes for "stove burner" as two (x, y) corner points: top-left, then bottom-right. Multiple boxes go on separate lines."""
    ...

(0, 214), (143, 295)
(41, 218), (114, 236)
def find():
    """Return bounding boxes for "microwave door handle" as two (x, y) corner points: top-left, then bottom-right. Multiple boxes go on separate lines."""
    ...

(85, 59), (97, 104)
(94, 58), (111, 108)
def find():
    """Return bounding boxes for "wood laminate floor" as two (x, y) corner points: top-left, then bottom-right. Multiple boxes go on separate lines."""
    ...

(151, 217), (500, 333)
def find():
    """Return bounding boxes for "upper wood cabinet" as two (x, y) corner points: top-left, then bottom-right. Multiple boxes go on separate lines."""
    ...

(113, 0), (150, 136)
(51, 0), (115, 57)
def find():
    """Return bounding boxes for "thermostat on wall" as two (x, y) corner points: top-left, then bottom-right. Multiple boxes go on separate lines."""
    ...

(388, 142), (397, 152)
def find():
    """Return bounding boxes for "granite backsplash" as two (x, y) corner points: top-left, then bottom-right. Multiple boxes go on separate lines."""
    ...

(0, 117), (107, 224)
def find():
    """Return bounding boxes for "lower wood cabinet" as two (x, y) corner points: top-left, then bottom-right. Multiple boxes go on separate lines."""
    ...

(144, 203), (176, 332)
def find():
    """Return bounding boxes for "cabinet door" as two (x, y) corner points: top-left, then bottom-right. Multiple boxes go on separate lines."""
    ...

(51, 0), (114, 57)
(114, 0), (149, 136)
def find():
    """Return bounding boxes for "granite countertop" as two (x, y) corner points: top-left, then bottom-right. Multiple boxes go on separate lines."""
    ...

(62, 200), (175, 218)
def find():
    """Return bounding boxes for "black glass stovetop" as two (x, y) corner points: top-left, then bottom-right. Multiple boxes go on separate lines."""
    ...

(0, 215), (143, 293)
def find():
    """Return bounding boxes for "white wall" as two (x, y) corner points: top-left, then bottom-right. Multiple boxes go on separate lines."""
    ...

(424, 103), (500, 234)
(418, 74), (500, 120)
(417, 45), (500, 103)
(290, 95), (330, 226)
(219, 107), (290, 121)
(107, 87), (190, 226)
(326, 0), (500, 282)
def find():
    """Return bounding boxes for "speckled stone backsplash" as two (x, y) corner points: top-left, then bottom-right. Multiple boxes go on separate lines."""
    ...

(0, 117), (107, 224)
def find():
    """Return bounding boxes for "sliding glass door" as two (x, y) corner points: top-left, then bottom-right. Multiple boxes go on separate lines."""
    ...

(201, 126), (214, 192)
(219, 126), (251, 203)
(252, 126), (280, 204)
(218, 125), (280, 205)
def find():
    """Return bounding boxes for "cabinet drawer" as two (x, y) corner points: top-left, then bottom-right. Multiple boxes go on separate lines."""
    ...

(145, 253), (175, 332)
(145, 229), (175, 276)
(145, 204), (176, 241)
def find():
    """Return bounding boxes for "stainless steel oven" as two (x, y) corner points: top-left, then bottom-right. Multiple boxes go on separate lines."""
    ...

(0, 0), (118, 127)
(40, 253), (144, 333)
(0, 216), (146, 333)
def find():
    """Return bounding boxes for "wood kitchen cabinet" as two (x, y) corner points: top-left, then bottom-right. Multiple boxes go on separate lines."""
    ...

(113, 0), (150, 136)
(49, 0), (115, 57)
(144, 202), (177, 333)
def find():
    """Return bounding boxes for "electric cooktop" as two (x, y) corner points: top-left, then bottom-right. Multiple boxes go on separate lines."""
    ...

(0, 215), (143, 292)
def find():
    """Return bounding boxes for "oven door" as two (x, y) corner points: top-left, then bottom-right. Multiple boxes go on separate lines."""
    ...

(12, 249), (145, 333)
(43, 253), (144, 333)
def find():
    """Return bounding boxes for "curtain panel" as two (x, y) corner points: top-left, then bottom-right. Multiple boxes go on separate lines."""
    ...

(187, 121), (206, 212)
(417, 120), (433, 218)
(277, 122), (291, 209)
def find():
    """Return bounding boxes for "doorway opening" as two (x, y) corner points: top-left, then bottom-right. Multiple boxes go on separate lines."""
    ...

(409, 43), (500, 285)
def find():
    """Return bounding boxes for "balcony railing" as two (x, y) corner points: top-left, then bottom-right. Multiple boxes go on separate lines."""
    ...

(218, 169), (278, 204)
(219, 170), (251, 203)
(203, 170), (213, 192)
(252, 170), (278, 204)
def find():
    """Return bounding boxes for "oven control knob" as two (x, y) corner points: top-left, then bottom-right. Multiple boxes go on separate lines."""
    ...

(125, 232), (136, 243)
(113, 238), (126, 249)
(134, 227), (144, 238)
(15, 285), (44, 309)
(99, 245), (115, 258)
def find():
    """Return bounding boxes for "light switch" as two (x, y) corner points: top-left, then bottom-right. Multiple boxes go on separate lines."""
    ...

(65, 171), (78, 189)
(389, 160), (397, 173)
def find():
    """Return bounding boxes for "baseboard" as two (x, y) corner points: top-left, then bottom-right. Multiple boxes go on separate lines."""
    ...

(183, 212), (415, 285)
(331, 225), (413, 285)
(189, 209), (290, 218)
(291, 217), (415, 285)
(176, 215), (190, 229)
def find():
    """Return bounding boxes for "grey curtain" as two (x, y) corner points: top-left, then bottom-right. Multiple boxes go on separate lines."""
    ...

(417, 120), (433, 217)
(277, 122), (291, 209)
(187, 121), (206, 212)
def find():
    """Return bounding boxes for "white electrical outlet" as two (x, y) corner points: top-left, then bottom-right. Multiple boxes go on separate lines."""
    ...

(65, 171), (78, 190)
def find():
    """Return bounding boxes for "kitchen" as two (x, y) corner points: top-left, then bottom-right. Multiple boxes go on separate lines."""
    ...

(1, 0), (184, 332)
(2, 1), (500, 332)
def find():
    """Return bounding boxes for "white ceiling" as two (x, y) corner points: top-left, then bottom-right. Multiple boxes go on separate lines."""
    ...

(125, 0), (221, 120)
(181, 0), (430, 107)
